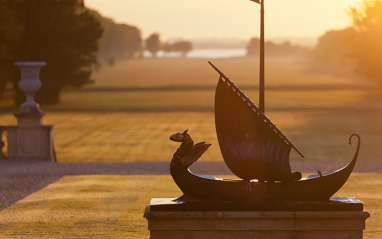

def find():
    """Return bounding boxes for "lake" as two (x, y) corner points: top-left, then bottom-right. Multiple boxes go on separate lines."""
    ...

(143, 48), (247, 58)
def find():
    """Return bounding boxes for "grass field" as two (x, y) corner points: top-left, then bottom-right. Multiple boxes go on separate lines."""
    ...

(0, 56), (381, 163)
(1, 110), (381, 163)
(90, 57), (363, 88)
(0, 173), (380, 238)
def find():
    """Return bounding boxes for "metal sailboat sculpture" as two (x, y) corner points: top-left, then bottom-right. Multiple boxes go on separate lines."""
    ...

(169, 62), (360, 202)
(169, 0), (360, 202)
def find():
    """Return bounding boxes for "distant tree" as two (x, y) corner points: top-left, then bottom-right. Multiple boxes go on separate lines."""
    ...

(314, 28), (354, 62)
(145, 33), (161, 57)
(172, 41), (193, 57)
(0, 0), (103, 105)
(162, 42), (173, 57)
(93, 11), (142, 62)
(246, 37), (260, 56)
(137, 44), (145, 58)
(246, 37), (308, 57)
(346, 0), (382, 90)
(125, 26), (142, 58)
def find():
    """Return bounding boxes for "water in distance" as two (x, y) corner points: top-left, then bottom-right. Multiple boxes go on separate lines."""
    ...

(143, 48), (246, 59)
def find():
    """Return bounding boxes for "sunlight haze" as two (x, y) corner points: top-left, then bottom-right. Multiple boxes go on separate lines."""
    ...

(85, 0), (360, 42)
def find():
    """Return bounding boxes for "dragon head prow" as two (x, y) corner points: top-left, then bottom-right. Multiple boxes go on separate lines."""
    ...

(170, 129), (211, 169)
(170, 129), (189, 142)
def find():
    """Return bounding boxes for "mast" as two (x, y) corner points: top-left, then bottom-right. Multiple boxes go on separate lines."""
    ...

(250, 0), (265, 112)
(260, 0), (265, 112)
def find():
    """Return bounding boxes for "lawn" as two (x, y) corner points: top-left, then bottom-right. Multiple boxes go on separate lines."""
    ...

(0, 173), (380, 238)
(0, 57), (381, 163)
(0, 109), (381, 163)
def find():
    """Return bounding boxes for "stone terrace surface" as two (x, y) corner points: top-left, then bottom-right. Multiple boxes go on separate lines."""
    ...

(0, 160), (381, 211)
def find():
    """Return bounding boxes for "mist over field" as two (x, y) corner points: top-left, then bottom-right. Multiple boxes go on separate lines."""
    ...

(1, 56), (379, 164)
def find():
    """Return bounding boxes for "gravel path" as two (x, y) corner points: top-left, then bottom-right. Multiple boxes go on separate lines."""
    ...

(1, 160), (381, 211)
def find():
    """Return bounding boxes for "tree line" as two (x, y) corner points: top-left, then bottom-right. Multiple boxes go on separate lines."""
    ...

(0, 0), (194, 105)
(1, 0), (381, 106)
(314, 0), (382, 91)
(93, 10), (142, 64)
(246, 38), (310, 57)
(145, 33), (193, 58)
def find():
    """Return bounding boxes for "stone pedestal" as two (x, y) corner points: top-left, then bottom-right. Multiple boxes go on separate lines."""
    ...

(14, 110), (44, 127)
(6, 125), (54, 161)
(144, 198), (370, 239)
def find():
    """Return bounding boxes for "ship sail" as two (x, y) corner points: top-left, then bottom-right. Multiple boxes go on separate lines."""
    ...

(210, 61), (304, 181)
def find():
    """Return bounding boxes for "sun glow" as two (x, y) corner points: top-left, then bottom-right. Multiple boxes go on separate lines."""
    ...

(85, 0), (361, 40)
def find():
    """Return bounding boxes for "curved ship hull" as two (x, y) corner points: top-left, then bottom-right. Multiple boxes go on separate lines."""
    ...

(171, 134), (360, 202)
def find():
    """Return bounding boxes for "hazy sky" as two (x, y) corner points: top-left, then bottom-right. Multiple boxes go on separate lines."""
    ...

(85, 0), (360, 41)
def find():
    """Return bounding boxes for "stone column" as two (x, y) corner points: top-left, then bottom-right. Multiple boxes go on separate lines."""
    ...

(6, 62), (54, 161)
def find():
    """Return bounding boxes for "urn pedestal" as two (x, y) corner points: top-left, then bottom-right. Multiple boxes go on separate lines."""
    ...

(6, 62), (54, 161)
(6, 125), (54, 161)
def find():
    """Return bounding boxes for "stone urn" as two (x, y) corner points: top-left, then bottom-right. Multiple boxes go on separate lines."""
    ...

(14, 62), (46, 126)
(14, 62), (46, 116)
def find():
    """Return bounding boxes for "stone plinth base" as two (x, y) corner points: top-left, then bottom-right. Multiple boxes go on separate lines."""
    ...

(14, 109), (44, 126)
(144, 198), (370, 239)
(6, 125), (54, 161)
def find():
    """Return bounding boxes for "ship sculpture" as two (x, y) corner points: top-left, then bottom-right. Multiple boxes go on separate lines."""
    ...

(169, 61), (360, 202)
